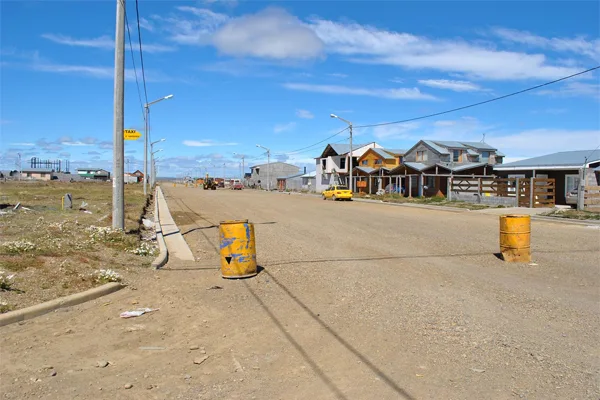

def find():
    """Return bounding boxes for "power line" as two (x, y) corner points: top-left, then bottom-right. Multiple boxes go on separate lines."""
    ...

(354, 65), (600, 129)
(134, 0), (149, 106)
(121, 0), (145, 120)
(278, 127), (349, 156)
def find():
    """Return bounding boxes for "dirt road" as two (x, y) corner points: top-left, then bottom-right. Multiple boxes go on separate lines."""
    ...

(2, 187), (599, 399)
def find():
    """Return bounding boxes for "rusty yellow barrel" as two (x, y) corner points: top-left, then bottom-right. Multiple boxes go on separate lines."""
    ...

(499, 215), (531, 262)
(219, 219), (257, 278)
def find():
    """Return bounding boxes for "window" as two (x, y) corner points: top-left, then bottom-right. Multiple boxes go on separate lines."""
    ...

(453, 150), (461, 162)
(426, 176), (435, 188)
(565, 174), (579, 196)
(398, 156), (403, 164)
(375, 159), (383, 165)
(340, 157), (346, 169)
(416, 151), (427, 162)
(361, 160), (368, 166)
(321, 159), (326, 169)
(482, 151), (490, 159)
(40, 173), (46, 177)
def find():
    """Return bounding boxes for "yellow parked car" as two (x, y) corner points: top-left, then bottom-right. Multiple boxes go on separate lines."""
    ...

(322, 185), (353, 201)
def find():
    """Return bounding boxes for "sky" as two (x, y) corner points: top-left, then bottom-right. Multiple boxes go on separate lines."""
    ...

(1, 0), (599, 178)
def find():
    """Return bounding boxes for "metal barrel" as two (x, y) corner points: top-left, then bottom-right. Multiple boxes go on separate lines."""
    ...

(499, 215), (531, 262)
(219, 219), (258, 279)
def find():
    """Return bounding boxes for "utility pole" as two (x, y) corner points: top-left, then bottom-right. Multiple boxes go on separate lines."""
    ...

(112, 0), (125, 230)
(256, 145), (271, 190)
(330, 114), (353, 192)
(17, 153), (21, 181)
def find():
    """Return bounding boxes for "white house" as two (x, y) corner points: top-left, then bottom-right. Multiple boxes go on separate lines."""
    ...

(315, 142), (382, 192)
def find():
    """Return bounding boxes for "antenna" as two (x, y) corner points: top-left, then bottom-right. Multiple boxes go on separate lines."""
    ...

(481, 133), (486, 142)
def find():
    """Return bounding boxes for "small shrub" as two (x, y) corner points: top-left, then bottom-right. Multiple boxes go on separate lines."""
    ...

(85, 225), (125, 243)
(0, 271), (16, 291)
(129, 241), (157, 257)
(0, 300), (12, 314)
(93, 269), (122, 284)
(1, 240), (36, 255)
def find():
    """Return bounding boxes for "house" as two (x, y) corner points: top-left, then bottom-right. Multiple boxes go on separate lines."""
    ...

(124, 173), (138, 184)
(276, 168), (316, 191)
(353, 148), (406, 194)
(388, 140), (503, 197)
(315, 142), (382, 192)
(76, 168), (111, 181)
(248, 162), (300, 190)
(494, 150), (600, 205)
(132, 170), (144, 183)
(20, 168), (55, 181)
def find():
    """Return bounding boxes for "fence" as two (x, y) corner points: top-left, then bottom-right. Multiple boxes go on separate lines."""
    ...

(451, 177), (555, 208)
(584, 186), (600, 211)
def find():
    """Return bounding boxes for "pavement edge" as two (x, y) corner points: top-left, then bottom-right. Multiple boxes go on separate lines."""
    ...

(0, 282), (125, 328)
(151, 186), (169, 270)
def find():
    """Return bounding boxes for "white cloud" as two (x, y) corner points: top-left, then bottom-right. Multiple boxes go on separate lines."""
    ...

(274, 122), (296, 133)
(491, 28), (600, 62)
(372, 122), (420, 140)
(183, 140), (238, 147)
(10, 142), (34, 146)
(308, 19), (583, 81)
(41, 33), (175, 53)
(29, 60), (169, 82)
(418, 79), (485, 92)
(492, 129), (600, 157)
(283, 83), (438, 100)
(158, 7), (229, 45)
(212, 8), (324, 60)
(390, 78), (404, 83)
(328, 73), (348, 78)
(535, 81), (600, 99)
(296, 109), (314, 119)
(138, 17), (154, 31)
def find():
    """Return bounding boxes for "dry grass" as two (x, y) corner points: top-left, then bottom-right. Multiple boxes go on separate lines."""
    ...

(541, 209), (600, 220)
(0, 181), (156, 312)
(356, 192), (491, 210)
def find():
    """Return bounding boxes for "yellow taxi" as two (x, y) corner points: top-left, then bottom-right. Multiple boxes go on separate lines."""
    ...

(322, 185), (353, 201)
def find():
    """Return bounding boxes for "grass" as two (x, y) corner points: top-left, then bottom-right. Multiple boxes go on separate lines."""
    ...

(541, 209), (600, 220)
(356, 192), (491, 210)
(0, 180), (156, 312)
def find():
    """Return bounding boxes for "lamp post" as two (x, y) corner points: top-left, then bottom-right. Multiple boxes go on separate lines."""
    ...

(233, 153), (245, 183)
(150, 138), (165, 188)
(153, 156), (161, 187)
(150, 149), (163, 188)
(330, 114), (353, 192)
(144, 94), (173, 196)
(256, 144), (271, 191)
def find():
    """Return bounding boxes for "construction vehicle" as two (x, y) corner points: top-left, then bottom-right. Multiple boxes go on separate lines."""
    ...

(203, 173), (217, 190)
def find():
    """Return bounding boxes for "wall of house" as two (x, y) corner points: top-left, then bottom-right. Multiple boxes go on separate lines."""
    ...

(357, 152), (398, 169)
(249, 163), (300, 190)
(24, 172), (52, 181)
(404, 142), (444, 164)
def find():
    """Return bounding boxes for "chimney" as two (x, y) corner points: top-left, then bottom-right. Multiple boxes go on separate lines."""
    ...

(304, 167), (306, 174)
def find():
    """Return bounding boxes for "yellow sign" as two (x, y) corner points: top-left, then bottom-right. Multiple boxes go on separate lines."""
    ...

(124, 129), (141, 141)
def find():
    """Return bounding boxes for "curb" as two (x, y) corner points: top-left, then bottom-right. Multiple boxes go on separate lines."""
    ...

(0, 282), (124, 327)
(530, 215), (600, 226)
(151, 186), (169, 270)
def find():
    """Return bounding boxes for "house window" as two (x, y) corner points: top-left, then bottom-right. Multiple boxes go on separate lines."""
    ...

(340, 157), (346, 169)
(321, 159), (326, 169)
(375, 159), (383, 165)
(416, 151), (427, 161)
(426, 176), (435, 188)
(27, 173), (32, 177)
(40, 173), (46, 177)
(565, 174), (579, 196)
(361, 160), (368, 166)
(398, 156), (403, 164)
(453, 150), (461, 162)
(482, 151), (490, 159)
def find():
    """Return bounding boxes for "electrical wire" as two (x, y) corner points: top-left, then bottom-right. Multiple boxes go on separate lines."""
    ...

(121, 0), (145, 121)
(354, 65), (600, 129)
(134, 0), (149, 106)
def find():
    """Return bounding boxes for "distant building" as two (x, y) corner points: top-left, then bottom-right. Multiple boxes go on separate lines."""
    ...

(76, 168), (111, 181)
(132, 170), (144, 183)
(20, 168), (55, 181)
(248, 162), (300, 190)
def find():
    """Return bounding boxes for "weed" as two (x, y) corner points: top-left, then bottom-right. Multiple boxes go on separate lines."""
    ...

(93, 269), (122, 284)
(0, 300), (12, 314)
(129, 241), (157, 257)
(0, 271), (16, 291)
(2, 240), (36, 255)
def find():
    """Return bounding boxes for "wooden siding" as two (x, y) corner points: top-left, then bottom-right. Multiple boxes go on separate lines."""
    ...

(404, 142), (444, 164)
(357, 149), (399, 169)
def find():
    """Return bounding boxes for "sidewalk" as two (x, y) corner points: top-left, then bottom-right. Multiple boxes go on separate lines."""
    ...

(155, 186), (195, 262)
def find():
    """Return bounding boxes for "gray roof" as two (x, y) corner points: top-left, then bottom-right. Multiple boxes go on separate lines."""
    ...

(427, 140), (498, 152)
(437, 162), (488, 172)
(422, 140), (450, 155)
(369, 148), (396, 159)
(301, 171), (317, 178)
(277, 172), (305, 180)
(404, 162), (432, 171)
(21, 168), (54, 173)
(329, 143), (369, 155)
(384, 148), (407, 155)
(495, 150), (600, 169)
(353, 166), (376, 174)
(249, 162), (300, 169)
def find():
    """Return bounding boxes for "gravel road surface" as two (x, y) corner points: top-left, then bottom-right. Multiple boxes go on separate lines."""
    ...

(1, 187), (598, 400)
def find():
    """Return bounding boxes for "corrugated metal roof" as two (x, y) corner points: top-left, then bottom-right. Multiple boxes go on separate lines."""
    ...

(496, 151), (506, 157)
(369, 148), (395, 159)
(301, 171), (317, 178)
(495, 150), (600, 169)
(21, 168), (54, 173)
(423, 140), (451, 155)
(437, 162), (487, 172)
(330, 143), (369, 155)
(460, 141), (497, 150)
(431, 140), (498, 151)
(353, 166), (376, 174)
(277, 172), (305, 180)
(466, 148), (479, 156)
(404, 162), (431, 171)
(383, 148), (407, 155)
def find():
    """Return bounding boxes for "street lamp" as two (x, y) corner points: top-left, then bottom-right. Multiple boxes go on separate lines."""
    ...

(144, 95), (173, 196)
(233, 152), (246, 183)
(150, 138), (165, 188)
(150, 148), (163, 188)
(256, 144), (271, 191)
(330, 113), (353, 192)
(152, 156), (161, 187)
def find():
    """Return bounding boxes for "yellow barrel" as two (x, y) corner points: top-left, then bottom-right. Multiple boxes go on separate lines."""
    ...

(499, 215), (531, 262)
(219, 219), (257, 279)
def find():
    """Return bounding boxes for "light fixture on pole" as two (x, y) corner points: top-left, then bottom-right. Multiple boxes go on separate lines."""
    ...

(152, 156), (161, 187)
(150, 148), (163, 188)
(144, 95), (173, 196)
(256, 144), (271, 191)
(233, 153), (246, 183)
(330, 113), (353, 192)
(150, 138), (165, 189)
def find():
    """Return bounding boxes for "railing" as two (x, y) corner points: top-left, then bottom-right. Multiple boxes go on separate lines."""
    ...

(451, 177), (555, 208)
(584, 186), (600, 210)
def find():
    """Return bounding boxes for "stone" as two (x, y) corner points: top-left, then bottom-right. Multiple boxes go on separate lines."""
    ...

(64, 193), (73, 209)
(189, 345), (200, 350)
(124, 384), (133, 389)
(50, 371), (57, 377)
(96, 361), (109, 368)
(193, 356), (209, 365)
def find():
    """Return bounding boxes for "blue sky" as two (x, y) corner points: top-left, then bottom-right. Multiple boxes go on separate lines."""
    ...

(1, 0), (599, 177)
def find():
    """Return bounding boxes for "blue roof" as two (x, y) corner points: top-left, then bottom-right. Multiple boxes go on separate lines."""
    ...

(495, 150), (600, 169)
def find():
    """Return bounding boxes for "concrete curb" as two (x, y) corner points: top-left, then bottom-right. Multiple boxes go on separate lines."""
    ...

(530, 215), (600, 226)
(0, 282), (124, 327)
(151, 186), (169, 270)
